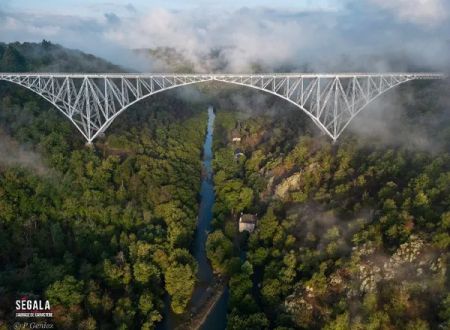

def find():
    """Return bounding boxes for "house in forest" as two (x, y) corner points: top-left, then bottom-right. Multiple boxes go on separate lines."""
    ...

(239, 213), (257, 233)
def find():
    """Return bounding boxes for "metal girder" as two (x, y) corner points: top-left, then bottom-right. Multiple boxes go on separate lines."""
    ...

(0, 72), (445, 142)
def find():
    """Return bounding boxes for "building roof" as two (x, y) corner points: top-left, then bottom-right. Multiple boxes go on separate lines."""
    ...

(240, 214), (257, 224)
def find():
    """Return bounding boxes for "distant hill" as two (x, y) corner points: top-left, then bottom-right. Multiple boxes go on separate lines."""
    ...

(0, 40), (124, 73)
(134, 47), (198, 73)
(1, 41), (442, 75)
(132, 44), (448, 74)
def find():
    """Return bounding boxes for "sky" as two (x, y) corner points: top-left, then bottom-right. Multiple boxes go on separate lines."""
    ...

(2, 1), (344, 13)
(0, 0), (449, 72)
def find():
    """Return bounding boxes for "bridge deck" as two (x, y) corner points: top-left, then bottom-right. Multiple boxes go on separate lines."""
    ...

(0, 72), (446, 79)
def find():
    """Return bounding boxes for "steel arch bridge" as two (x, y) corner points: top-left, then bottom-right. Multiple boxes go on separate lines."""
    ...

(0, 72), (445, 143)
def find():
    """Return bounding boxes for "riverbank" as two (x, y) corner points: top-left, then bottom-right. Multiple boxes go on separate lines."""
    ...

(174, 277), (227, 330)
(161, 105), (228, 329)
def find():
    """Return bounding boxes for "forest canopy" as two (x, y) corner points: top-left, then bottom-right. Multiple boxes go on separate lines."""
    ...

(0, 41), (448, 330)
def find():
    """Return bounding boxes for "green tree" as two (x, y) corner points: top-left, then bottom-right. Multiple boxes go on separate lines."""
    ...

(165, 263), (196, 314)
(206, 230), (234, 273)
(45, 275), (84, 307)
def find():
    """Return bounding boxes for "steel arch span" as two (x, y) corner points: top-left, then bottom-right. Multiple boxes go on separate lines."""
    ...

(0, 72), (445, 143)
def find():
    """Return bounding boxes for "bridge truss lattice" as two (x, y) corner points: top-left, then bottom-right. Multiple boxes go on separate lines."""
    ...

(0, 72), (444, 142)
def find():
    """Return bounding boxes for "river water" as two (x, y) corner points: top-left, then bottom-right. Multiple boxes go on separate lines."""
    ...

(195, 106), (228, 330)
(193, 105), (215, 291)
(161, 106), (228, 329)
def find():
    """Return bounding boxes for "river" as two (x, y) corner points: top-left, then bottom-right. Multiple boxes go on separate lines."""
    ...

(161, 106), (228, 330)
(195, 106), (228, 330)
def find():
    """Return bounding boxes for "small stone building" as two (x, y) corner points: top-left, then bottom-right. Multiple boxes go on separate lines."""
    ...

(239, 213), (257, 233)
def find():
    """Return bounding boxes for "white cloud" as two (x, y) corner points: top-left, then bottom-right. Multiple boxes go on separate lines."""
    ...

(103, 6), (450, 72)
(103, 8), (344, 72)
(369, 0), (449, 26)
(3, 15), (61, 36)
(0, 3), (449, 72)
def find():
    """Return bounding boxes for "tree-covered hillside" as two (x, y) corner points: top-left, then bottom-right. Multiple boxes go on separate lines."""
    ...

(0, 40), (123, 73)
(207, 81), (450, 329)
(0, 41), (207, 329)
